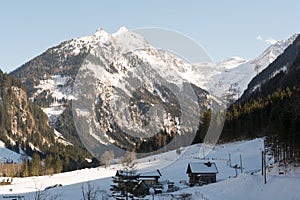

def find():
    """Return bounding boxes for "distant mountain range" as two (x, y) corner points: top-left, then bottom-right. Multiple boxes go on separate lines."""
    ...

(193, 34), (298, 104)
(0, 27), (298, 164)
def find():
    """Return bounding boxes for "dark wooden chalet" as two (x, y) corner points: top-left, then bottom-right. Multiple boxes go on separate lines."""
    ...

(113, 169), (162, 196)
(186, 162), (218, 185)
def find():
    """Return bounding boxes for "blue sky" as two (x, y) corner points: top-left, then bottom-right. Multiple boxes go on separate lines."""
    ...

(1, 0), (299, 72)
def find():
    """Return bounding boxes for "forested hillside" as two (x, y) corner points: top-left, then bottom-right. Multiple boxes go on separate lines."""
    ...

(0, 70), (94, 177)
(220, 38), (300, 164)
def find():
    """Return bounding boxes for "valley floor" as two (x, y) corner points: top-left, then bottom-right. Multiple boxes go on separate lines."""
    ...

(0, 138), (299, 200)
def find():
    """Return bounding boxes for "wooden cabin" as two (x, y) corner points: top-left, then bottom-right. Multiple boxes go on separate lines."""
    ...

(139, 170), (161, 186)
(186, 162), (218, 186)
(113, 169), (162, 196)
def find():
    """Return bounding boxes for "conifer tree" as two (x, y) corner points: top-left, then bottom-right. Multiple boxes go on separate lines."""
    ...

(30, 153), (41, 176)
(53, 154), (62, 174)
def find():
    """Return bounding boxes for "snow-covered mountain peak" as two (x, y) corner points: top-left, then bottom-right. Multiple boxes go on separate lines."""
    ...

(23, 27), (299, 111)
(216, 56), (247, 69)
(112, 29), (151, 54)
(250, 33), (298, 74)
(22, 26), (212, 150)
(57, 27), (152, 58)
(115, 26), (129, 34)
(190, 34), (299, 104)
(11, 26), (300, 157)
(93, 27), (109, 37)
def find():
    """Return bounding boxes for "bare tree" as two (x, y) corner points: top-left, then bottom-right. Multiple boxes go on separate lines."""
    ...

(100, 150), (115, 168)
(34, 188), (60, 200)
(81, 182), (109, 200)
(33, 182), (61, 200)
(99, 189), (109, 200)
(111, 151), (138, 199)
(120, 151), (137, 171)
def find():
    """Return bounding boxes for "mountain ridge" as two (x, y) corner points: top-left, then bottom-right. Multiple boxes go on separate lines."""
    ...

(221, 34), (300, 165)
(192, 33), (298, 104)
(8, 27), (300, 160)
(10, 28), (213, 156)
(239, 34), (300, 103)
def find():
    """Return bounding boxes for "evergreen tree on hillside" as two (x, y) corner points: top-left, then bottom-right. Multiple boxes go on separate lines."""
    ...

(222, 86), (300, 164)
(53, 154), (62, 174)
(30, 153), (41, 176)
(0, 70), (94, 176)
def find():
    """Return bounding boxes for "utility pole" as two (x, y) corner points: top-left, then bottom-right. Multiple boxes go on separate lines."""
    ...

(228, 153), (232, 167)
(261, 151), (264, 176)
(261, 150), (267, 184)
(240, 154), (243, 173)
(262, 137), (267, 183)
(264, 151), (267, 184)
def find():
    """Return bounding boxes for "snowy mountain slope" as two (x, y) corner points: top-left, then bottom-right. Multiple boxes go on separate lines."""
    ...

(34, 75), (75, 125)
(72, 29), (213, 153)
(12, 27), (216, 153)
(9, 26), (299, 163)
(1, 138), (299, 200)
(250, 33), (299, 74)
(0, 141), (24, 163)
(11, 28), (116, 121)
(216, 56), (247, 69)
(192, 34), (298, 104)
(10, 27), (298, 152)
(239, 34), (300, 103)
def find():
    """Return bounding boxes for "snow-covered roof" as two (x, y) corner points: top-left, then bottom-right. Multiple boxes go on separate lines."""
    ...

(139, 169), (162, 177)
(139, 177), (156, 181)
(187, 162), (218, 174)
(116, 169), (162, 177)
(116, 170), (138, 177)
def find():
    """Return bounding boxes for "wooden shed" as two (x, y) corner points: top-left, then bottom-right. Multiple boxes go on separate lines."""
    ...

(186, 162), (218, 186)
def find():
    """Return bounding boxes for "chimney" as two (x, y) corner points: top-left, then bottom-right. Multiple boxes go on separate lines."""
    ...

(205, 162), (212, 167)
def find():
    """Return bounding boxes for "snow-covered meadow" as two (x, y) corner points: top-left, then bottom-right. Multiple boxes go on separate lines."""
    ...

(0, 138), (299, 200)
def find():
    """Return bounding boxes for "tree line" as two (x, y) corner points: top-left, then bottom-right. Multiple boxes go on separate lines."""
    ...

(221, 86), (300, 164)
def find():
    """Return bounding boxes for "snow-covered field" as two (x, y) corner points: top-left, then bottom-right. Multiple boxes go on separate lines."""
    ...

(0, 138), (299, 199)
(0, 141), (24, 163)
